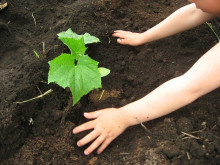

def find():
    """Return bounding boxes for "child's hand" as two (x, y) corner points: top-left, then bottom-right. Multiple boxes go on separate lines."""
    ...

(73, 108), (128, 155)
(112, 30), (145, 46)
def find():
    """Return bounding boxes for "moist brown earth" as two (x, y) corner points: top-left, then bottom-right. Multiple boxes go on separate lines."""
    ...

(1, 0), (220, 164)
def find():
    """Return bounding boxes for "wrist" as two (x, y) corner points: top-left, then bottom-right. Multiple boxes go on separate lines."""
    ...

(138, 32), (148, 45)
(117, 105), (138, 128)
(142, 30), (154, 44)
(116, 107), (132, 128)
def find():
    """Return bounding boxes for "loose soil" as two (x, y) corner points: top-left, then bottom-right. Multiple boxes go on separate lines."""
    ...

(1, 0), (220, 164)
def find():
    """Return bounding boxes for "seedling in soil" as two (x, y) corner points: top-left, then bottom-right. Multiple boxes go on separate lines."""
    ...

(48, 28), (110, 106)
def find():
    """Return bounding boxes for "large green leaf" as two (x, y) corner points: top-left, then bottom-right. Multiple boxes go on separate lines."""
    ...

(48, 53), (75, 88)
(58, 37), (87, 59)
(48, 54), (101, 105)
(58, 28), (100, 44)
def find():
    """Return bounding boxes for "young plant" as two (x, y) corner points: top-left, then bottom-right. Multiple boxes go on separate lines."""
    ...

(48, 28), (110, 106)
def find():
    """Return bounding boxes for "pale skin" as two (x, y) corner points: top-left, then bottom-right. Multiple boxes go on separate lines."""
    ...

(73, 1), (220, 155)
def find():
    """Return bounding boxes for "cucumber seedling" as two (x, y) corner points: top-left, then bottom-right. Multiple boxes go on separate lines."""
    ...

(48, 28), (110, 106)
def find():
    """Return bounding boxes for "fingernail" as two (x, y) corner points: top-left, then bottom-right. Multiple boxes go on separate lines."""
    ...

(84, 112), (88, 116)
(84, 150), (89, 155)
(73, 129), (75, 134)
(77, 142), (81, 147)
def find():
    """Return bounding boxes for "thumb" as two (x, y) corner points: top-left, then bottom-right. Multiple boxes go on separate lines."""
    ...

(84, 110), (102, 119)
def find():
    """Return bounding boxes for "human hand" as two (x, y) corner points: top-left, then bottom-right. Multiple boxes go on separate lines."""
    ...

(73, 108), (128, 155)
(112, 30), (146, 46)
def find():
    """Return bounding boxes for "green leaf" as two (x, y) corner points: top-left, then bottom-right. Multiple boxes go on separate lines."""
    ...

(48, 53), (75, 88)
(83, 33), (100, 44)
(98, 67), (110, 77)
(58, 28), (100, 44)
(58, 28), (81, 39)
(48, 54), (101, 105)
(58, 37), (87, 59)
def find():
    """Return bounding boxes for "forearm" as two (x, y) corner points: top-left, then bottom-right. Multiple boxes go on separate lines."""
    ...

(119, 75), (197, 126)
(120, 42), (220, 127)
(142, 4), (214, 43)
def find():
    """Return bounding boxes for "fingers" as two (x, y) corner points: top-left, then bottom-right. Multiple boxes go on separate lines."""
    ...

(117, 38), (128, 45)
(73, 110), (104, 134)
(113, 30), (126, 35)
(114, 30), (125, 33)
(73, 120), (95, 134)
(84, 135), (105, 155)
(97, 138), (113, 154)
(112, 30), (132, 45)
(112, 30), (129, 38)
(84, 110), (102, 119)
(77, 130), (100, 147)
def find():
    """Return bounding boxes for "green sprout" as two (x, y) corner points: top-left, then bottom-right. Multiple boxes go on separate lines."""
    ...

(48, 28), (110, 106)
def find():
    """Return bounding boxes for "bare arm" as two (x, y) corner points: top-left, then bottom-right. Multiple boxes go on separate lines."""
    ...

(142, 3), (214, 43)
(113, 3), (214, 45)
(120, 42), (220, 125)
(73, 43), (220, 155)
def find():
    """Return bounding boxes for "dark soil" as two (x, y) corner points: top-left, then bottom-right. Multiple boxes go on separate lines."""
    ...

(1, 0), (220, 164)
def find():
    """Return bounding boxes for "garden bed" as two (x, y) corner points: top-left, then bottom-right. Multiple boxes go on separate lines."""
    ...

(1, 0), (220, 164)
